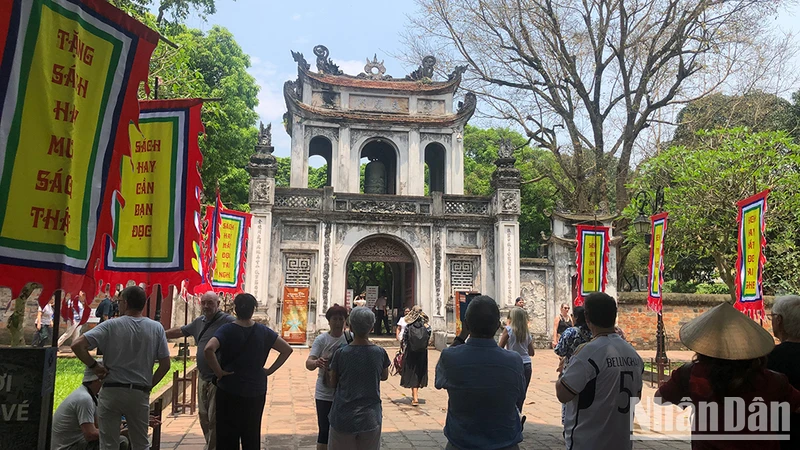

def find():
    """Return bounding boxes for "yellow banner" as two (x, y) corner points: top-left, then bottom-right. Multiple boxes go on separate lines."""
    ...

(212, 215), (242, 286)
(0, 5), (118, 259)
(650, 222), (665, 295)
(582, 234), (602, 292)
(742, 207), (761, 297)
(112, 119), (177, 261)
(282, 286), (308, 344)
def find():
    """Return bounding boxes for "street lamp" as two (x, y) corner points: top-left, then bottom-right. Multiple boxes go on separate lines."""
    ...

(633, 187), (668, 386)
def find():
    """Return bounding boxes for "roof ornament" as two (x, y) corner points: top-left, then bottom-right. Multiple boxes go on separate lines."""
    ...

(258, 122), (272, 147)
(448, 65), (468, 81)
(362, 54), (387, 80)
(248, 121), (277, 178)
(291, 50), (310, 71)
(406, 56), (436, 81)
(313, 45), (343, 75)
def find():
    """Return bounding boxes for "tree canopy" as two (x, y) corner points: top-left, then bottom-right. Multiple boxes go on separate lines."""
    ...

(628, 128), (800, 299)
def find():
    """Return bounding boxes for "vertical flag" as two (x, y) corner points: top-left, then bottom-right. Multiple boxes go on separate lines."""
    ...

(574, 225), (610, 306)
(97, 99), (204, 294)
(200, 192), (251, 294)
(0, 0), (158, 306)
(734, 190), (769, 319)
(647, 213), (668, 312)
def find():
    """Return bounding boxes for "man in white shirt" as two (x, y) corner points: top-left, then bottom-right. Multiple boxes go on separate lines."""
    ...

(373, 291), (389, 335)
(72, 286), (171, 450)
(555, 292), (643, 450)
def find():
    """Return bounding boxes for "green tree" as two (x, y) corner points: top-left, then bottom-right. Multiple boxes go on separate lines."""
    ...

(628, 128), (800, 299)
(673, 92), (800, 147)
(111, 0), (218, 24)
(463, 125), (561, 257)
(346, 262), (393, 299)
(147, 26), (259, 211)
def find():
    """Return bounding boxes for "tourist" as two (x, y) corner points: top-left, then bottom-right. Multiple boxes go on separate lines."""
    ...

(515, 297), (525, 308)
(768, 295), (800, 449)
(551, 303), (572, 348)
(400, 305), (431, 406)
(33, 295), (55, 347)
(95, 295), (114, 323)
(326, 307), (390, 450)
(204, 293), (293, 450)
(306, 304), (352, 450)
(556, 292), (643, 450)
(59, 292), (86, 349)
(71, 286), (171, 450)
(435, 296), (525, 450)
(395, 307), (411, 341)
(373, 290), (390, 335)
(554, 306), (591, 424)
(51, 362), (105, 450)
(655, 302), (800, 448)
(554, 306), (592, 370)
(355, 293), (367, 308)
(165, 291), (235, 450)
(498, 307), (535, 413)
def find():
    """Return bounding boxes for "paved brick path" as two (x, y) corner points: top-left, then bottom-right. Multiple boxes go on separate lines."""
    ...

(159, 348), (691, 450)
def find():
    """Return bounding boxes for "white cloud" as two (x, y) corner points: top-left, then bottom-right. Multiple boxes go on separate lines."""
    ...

(247, 59), (294, 157)
(292, 14), (302, 20)
(336, 59), (366, 76)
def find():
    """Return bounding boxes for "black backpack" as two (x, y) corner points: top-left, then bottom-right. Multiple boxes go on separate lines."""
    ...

(407, 321), (430, 352)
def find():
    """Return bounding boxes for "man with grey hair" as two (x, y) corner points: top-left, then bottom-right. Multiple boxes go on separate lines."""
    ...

(767, 295), (800, 450)
(166, 291), (234, 450)
(326, 307), (390, 449)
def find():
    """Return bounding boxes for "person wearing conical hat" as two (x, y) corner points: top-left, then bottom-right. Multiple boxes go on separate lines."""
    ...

(766, 295), (800, 450)
(656, 302), (800, 449)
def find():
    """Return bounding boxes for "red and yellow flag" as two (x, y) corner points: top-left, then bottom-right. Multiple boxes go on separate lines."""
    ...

(734, 190), (769, 319)
(574, 225), (610, 306)
(647, 213), (668, 312)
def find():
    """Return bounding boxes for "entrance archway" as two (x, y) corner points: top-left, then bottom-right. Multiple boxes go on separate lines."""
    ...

(345, 236), (417, 324)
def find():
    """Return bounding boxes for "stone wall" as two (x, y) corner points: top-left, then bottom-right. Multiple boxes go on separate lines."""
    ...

(616, 292), (776, 351)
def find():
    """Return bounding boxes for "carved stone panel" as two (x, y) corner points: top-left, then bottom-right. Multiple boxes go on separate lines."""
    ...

(447, 229), (479, 248)
(417, 99), (445, 116)
(284, 254), (312, 287)
(304, 126), (339, 142)
(449, 259), (475, 290)
(350, 129), (409, 149)
(249, 178), (274, 205)
(520, 270), (548, 335)
(281, 224), (319, 242)
(420, 133), (452, 146)
(349, 238), (413, 263)
(350, 95), (409, 114)
(496, 189), (521, 215)
(350, 200), (416, 214)
(311, 91), (341, 109)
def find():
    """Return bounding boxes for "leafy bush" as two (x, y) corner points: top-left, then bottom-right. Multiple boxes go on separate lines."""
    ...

(695, 283), (731, 295)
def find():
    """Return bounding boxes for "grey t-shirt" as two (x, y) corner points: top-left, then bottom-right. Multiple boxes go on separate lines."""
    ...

(84, 315), (170, 386)
(309, 332), (349, 402)
(181, 312), (235, 381)
(51, 386), (95, 450)
(329, 344), (390, 434)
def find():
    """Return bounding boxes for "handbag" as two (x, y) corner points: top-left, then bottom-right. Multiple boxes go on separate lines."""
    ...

(391, 349), (403, 376)
(322, 331), (353, 388)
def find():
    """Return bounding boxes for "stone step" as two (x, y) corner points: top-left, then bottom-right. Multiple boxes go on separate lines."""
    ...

(370, 337), (400, 348)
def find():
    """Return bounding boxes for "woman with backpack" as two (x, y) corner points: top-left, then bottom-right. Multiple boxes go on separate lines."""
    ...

(401, 305), (431, 406)
(498, 306), (535, 413)
(305, 304), (352, 450)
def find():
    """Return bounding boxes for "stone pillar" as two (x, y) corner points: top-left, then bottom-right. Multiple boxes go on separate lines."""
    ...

(289, 118), (307, 188)
(337, 126), (350, 192)
(247, 123), (277, 311)
(408, 129), (423, 196)
(449, 130), (465, 195)
(491, 139), (522, 307)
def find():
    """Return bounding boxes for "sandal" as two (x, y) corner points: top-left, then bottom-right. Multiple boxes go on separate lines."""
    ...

(411, 399), (419, 406)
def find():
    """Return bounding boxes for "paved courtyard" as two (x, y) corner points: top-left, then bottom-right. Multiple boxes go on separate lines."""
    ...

(159, 348), (691, 450)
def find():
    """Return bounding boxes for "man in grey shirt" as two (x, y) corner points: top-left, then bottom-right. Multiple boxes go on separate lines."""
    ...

(72, 286), (170, 450)
(166, 291), (233, 450)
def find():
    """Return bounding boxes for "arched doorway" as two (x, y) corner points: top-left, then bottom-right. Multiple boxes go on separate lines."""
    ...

(359, 138), (397, 194)
(346, 236), (416, 332)
(424, 142), (446, 194)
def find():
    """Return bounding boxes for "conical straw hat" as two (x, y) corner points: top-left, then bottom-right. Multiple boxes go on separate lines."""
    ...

(679, 302), (775, 360)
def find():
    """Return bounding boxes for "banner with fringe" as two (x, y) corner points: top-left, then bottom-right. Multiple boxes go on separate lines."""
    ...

(96, 99), (204, 295)
(647, 213), (668, 312)
(734, 190), (769, 319)
(574, 225), (610, 307)
(206, 203), (250, 294)
(0, 0), (158, 307)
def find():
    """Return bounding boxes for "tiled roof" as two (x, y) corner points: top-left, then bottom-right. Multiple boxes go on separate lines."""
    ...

(301, 69), (462, 95)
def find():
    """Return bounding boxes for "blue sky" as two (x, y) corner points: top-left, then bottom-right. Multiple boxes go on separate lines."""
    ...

(181, 0), (800, 159)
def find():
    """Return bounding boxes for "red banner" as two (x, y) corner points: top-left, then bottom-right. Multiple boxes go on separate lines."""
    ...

(0, 0), (158, 307)
(574, 225), (610, 306)
(207, 205), (251, 294)
(647, 213), (668, 312)
(282, 286), (308, 344)
(96, 99), (204, 295)
(734, 190), (769, 319)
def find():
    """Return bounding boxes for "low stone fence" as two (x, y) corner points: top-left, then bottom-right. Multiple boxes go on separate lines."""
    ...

(616, 292), (776, 350)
